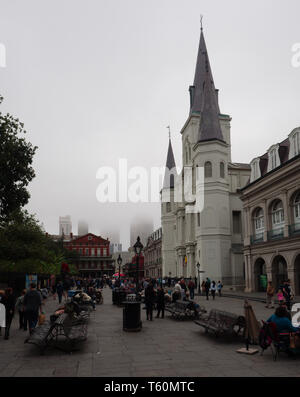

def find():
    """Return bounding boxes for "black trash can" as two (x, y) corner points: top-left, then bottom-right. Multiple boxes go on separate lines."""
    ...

(123, 301), (142, 332)
(112, 288), (119, 305)
(118, 290), (127, 306)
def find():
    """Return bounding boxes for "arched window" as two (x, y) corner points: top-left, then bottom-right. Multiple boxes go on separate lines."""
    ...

(253, 208), (264, 240)
(294, 192), (300, 226)
(220, 162), (225, 178)
(271, 200), (284, 236)
(189, 146), (192, 160)
(204, 161), (212, 178)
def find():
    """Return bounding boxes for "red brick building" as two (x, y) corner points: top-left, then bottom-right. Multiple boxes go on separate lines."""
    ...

(144, 228), (162, 278)
(64, 233), (115, 277)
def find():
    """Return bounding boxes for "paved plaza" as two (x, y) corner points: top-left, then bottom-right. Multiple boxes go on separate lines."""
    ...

(1, 288), (300, 377)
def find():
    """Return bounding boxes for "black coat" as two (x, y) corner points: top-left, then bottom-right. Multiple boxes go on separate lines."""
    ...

(145, 286), (156, 304)
(156, 290), (165, 307)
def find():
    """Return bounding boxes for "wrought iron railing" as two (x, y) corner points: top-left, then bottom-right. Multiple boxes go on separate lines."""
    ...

(267, 227), (284, 240)
(250, 233), (264, 244)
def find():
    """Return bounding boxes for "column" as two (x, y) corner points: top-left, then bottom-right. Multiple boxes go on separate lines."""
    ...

(283, 190), (290, 238)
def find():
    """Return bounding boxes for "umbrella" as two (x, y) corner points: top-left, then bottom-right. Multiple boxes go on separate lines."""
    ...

(113, 273), (125, 277)
(237, 300), (260, 355)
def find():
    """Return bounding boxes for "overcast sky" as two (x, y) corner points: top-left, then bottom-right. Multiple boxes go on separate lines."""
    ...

(0, 0), (300, 249)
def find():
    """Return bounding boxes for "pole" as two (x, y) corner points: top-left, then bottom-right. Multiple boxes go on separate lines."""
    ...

(136, 254), (139, 296)
(198, 269), (200, 294)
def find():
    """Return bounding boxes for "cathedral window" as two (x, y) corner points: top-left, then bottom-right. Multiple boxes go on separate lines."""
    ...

(293, 192), (300, 228)
(166, 202), (171, 213)
(197, 212), (200, 227)
(220, 162), (225, 178)
(232, 211), (242, 234)
(204, 161), (212, 178)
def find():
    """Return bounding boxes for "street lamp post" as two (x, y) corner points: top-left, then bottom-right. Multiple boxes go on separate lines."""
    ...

(133, 236), (143, 297)
(197, 262), (201, 295)
(117, 254), (122, 284)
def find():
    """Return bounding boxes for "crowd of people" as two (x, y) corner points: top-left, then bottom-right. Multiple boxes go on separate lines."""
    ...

(265, 279), (294, 310)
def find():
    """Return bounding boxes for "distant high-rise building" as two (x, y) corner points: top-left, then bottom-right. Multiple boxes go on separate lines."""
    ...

(59, 215), (72, 236)
(110, 243), (123, 254)
(130, 219), (154, 247)
(78, 220), (89, 236)
(101, 230), (120, 244)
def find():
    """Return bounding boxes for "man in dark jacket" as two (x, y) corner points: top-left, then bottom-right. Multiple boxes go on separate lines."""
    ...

(2, 288), (16, 340)
(23, 283), (42, 335)
(156, 286), (165, 319)
(145, 283), (156, 321)
(205, 278), (210, 301)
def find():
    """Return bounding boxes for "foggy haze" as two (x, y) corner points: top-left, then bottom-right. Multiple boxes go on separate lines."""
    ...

(0, 0), (300, 249)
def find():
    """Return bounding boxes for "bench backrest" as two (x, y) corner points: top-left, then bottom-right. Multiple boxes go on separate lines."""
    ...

(208, 309), (244, 326)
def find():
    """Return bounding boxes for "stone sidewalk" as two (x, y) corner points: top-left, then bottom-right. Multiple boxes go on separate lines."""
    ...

(1, 288), (300, 377)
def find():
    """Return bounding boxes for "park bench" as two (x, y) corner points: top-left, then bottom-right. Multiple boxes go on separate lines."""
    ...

(165, 300), (206, 321)
(194, 309), (246, 337)
(25, 312), (88, 354)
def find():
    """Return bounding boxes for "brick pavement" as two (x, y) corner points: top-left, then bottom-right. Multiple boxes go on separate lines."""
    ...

(1, 287), (300, 377)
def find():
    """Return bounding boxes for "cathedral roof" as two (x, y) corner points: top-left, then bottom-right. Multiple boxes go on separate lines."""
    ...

(163, 138), (176, 189)
(197, 56), (224, 143)
(190, 28), (219, 115)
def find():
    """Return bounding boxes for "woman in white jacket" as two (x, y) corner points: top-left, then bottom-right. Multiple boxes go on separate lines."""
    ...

(210, 281), (217, 300)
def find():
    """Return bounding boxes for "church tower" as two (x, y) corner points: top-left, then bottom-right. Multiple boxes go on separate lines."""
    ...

(161, 137), (177, 278)
(160, 23), (250, 287)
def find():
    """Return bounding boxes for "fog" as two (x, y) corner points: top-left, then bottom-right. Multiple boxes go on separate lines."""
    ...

(0, 0), (300, 249)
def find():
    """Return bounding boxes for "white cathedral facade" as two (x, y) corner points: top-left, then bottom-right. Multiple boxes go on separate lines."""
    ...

(161, 27), (251, 289)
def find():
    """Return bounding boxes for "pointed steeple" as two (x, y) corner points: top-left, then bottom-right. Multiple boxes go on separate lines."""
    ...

(189, 25), (220, 115)
(163, 137), (176, 189)
(197, 57), (224, 143)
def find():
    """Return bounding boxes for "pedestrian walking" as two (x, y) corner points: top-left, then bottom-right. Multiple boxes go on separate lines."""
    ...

(217, 281), (223, 297)
(2, 288), (16, 340)
(201, 281), (206, 296)
(210, 281), (216, 300)
(56, 281), (64, 304)
(145, 283), (156, 321)
(188, 279), (195, 300)
(15, 289), (27, 330)
(283, 280), (292, 311)
(205, 278), (210, 300)
(265, 281), (275, 309)
(23, 283), (43, 335)
(156, 286), (165, 319)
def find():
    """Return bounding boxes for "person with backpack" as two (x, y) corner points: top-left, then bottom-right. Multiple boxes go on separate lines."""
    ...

(265, 281), (275, 309)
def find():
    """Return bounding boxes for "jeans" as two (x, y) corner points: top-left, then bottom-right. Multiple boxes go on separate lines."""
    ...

(18, 310), (25, 329)
(25, 310), (39, 333)
(189, 289), (195, 300)
(4, 313), (14, 338)
(156, 305), (165, 318)
(146, 303), (153, 320)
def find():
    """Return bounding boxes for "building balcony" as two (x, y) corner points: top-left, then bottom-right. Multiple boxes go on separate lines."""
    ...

(289, 224), (300, 236)
(267, 227), (284, 241)
(250, 232), (264, 244)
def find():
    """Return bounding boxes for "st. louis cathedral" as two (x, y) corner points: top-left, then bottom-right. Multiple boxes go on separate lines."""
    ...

(161, 26), (251, 289)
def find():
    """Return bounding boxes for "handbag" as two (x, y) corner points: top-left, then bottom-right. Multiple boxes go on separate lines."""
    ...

(38, 313), (46, 325)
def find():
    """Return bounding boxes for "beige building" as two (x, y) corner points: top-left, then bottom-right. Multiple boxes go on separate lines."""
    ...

(242, 127), (300, 293)
(161, 27), (250, 288)
(144, 228), (162, 278)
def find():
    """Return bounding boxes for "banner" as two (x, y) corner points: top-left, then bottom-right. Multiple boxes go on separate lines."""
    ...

(25, 274), (38, 290)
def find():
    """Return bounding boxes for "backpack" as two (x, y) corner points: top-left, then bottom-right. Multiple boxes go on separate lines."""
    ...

(259, 321), (278, 350)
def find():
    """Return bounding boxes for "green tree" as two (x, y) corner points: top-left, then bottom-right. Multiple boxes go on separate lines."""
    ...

(0, 95), (37, 222)
(0, 210), (79, 275)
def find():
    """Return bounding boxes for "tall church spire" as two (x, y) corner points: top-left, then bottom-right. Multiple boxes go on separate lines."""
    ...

(189, 23), (219, 115)
(197, 62), (224, 143)
(163, 135), (176, 189)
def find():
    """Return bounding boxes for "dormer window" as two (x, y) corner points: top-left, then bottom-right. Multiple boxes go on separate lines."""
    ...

(289, 128), (300, 159)
(267, 145), (280, 172)
(250, 158), (261, 182)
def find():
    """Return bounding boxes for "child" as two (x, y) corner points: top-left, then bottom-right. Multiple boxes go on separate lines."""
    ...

(277, 289), (285, 305)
